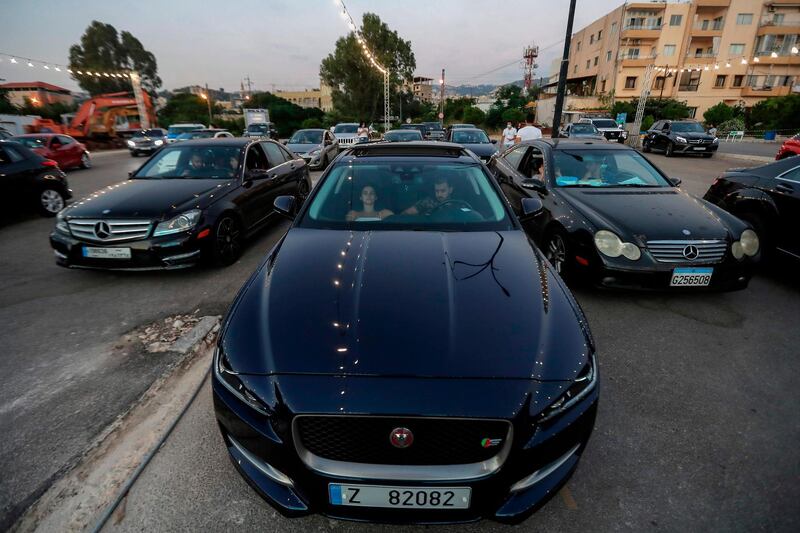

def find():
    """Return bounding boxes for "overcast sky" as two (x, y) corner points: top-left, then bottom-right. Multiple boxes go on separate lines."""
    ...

(1, 0), (623, 93)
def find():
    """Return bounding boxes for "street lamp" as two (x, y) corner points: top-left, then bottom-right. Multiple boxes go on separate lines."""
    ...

(200, 92), (212, 126)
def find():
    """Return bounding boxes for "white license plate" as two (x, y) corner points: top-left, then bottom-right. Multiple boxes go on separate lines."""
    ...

(329, 484), (471, 509)
(82, 247), (132, 259)
(692, 146), (706, 151)
(670, 267), (713, 287)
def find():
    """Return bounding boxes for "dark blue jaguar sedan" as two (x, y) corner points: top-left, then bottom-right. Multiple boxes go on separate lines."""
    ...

(212, 142), (598, 524)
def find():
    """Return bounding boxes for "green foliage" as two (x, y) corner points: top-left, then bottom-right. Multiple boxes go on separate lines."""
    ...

(641, 115), (655, 132)
(302, 118), (323, 129)
(702, 102), (738, 126)
(611, 98), (691, 122)
(485, 104), (505, 130)
(496, 84), (526, 109)
(444, 97), (475, 122)
(320, 13), (415, 122)
(157, 93), (213, 127)
(461, 106), (486, 126)
(0, 90), (18, 113)
(69, 21), (161, 95)
(610, 100), (636, 121)
(747, 94), (800, 131)
(215, 117), (245, 136)
(247, 91), (324, 137)
(501, 108), (525, 124)
(717, 117), (744, 133)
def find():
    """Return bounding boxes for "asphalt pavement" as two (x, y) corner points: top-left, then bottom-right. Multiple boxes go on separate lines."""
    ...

(715, 140), (782, 160)
(4, 150), (800, 532)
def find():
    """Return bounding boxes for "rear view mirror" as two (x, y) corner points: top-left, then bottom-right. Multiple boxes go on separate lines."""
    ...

(273, 195), (296, 219)
(491, 139), (497, 144)
(520, 197), (543, 221)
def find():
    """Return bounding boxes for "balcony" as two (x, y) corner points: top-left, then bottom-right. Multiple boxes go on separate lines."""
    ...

(692, 20), (725, 36)
(621, 24), (662, 39)
(757, 21), (800, 36)
(685, 52), (717, 64)
(740, 85), (792, 97)
(753, 52), (800, 65)
(626, 2), (665, 10)
(694, 0), (730, 6)
(620, 54), (659, 67)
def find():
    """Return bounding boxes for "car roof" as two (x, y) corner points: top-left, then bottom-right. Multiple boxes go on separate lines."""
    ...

(451, 128), (487, 134)
(727, 156), (800, 178)
(385, 129), (421, 133)
(14, 133), (59, 138)
(341, 141), (474, 160)
(167, 138), (252, 147)
(527, 139), (633, 151)
(293, 128), (325, 133)
(665, 119), (700, 123)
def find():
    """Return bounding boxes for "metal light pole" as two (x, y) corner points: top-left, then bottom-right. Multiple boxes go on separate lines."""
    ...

(551, 0), (577, 138)
(203, 83), (213, 127)
(440, 68), (446, 123)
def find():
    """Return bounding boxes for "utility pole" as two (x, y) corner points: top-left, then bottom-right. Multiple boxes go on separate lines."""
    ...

(204, 83), (213, 127)
(439, 68), (446, 123)
(130, 71), (150, 129)
(551, 0), (577, 138)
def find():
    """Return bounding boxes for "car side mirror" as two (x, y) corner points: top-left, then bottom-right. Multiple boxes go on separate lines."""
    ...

(128, 171), (134, 179)
(521, 177), (545, 191)
(491, 139), (497, 144)
(273, 195), (296, 219)
(520, 197), (544, 221)
(668, 177), (682, 187)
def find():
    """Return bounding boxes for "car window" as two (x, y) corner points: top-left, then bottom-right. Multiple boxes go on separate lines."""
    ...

(503, 145), (529, 171)
(299, 161), (513, 232)
(58, 136), (75, 145)
(671, 122), (705, 133)
(1, 145), (26, 164)
(278, 145), (294, 161)
(593, 119), (618, 129)
(261, 142), (288, 167)
(135, 145), (241, 179)
(571, 124), (598, 134)
(521, 146), (545, 178)
(651, 121), (662, 131)
(289, 131), (323, 144)
(245, 144), (270, 171)
(779, 165), (800, 183)
(553, 150), (671, 187)
(142, 149), (180, 176)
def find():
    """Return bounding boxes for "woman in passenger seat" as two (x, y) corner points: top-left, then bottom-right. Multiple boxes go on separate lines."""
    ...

(346, 185), (394, 221)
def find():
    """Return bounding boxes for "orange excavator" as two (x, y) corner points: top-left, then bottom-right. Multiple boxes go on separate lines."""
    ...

(27, 91), (157, 147)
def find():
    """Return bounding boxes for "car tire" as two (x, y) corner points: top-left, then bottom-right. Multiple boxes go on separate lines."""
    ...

(212, 215), (243, 267)
(80, 152), (91, 169)
(665, 142), (675, 157)
(642, 140), (651, 152)
(297, 178), (310, 204)
(38, 188), (66, 217)
(544, 230), (571, 280)
(131, 151), (138, 157)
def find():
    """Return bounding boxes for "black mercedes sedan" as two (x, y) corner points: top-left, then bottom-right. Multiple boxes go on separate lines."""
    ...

(213, 142), (598, 524)
(449, 128), (499, 162)
(0, 140), (72, 217)
(50, 138), (310, 270)
(488, 139), (758, 290)
(642, 119), (718, 157)
(703, 157), (799, 262)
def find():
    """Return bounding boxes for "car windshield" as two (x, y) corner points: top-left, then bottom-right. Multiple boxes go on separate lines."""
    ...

(553, 150), (671, 188)
(671, 122), (705, 133)
(384, 131), (423, 141)
(571, 124), (599, 135)
(190, 131), (217, 138)
(133, 129), (164, 138)
(423, 122), (443, 130)
(289, 130), (323, 144)
(299, 160), (513, 231)
(453, 124), (475, 129)
(452, 130), (490, 144)
(176, 133), (194, 140)
(134, 145), (242, 179)
(13, 136), (49, 148)
(334, 124), (359, 134)
(168, 126), (201, 135)
(247, 124), (269, 132)
(592, 119), (618, 129)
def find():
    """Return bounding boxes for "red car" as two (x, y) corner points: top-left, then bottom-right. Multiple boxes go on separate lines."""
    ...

(11, 134), (91, 170)
(776, 133), (800, 160)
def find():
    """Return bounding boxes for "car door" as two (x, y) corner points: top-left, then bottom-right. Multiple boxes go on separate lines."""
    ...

(59, 136), (81, 167)
(324, 131), (339, 161)
(239, 142), (275, 230)
(0, 144), (38, 208)
(47, 136), (70, 167)
(490, 144), (533, 214)
(263, 140), (304, 207)
(768, 164), (800, 257)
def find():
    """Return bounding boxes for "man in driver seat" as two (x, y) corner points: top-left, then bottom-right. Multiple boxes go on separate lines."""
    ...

(403, 176), (454, 215)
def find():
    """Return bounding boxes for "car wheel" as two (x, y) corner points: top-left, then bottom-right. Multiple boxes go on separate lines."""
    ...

(544, 231), (570, 279)
(665, 142), (675, 157)
(80, 152), (91, 169)
(38, 188), (65, 217)
(642, 140), (651, 152)
(212, 215), (243, 267)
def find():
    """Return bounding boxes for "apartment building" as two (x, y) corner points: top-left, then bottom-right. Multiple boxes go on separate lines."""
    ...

(404, 76), (434, 103)
(275, 84), (333, 112)
(559, 0), (800, 119)
(0, 81), (74, 107)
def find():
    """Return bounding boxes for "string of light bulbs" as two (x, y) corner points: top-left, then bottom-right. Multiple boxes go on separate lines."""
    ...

(0, 51), (132, 78)
(331, 0), (388, 75)
(654, 46), (799, 74)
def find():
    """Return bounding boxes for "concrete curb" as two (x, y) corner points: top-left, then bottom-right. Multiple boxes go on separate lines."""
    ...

(171, 316), (219, 354)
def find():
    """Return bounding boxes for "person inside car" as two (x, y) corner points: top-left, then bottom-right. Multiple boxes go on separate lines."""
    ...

(183, 152), (206, 176)
(580, 154), (605, 184)
(346, 184), (394, 221)
(403, 176), (454, 215)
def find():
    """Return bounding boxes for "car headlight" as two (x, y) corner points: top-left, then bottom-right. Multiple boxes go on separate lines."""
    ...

(55, 210), (70, 234)
(214, 346), (269, 414)
(152, 209), (201, 237)
(127, 140), (135, 147)
(675, 136), (688, 143)
(594, 230), (641, 260)
(620, 130), (628, 138)
(737, 229), (759, 258)
(154, 139), (164, 146)
(539, 353), (597, 423)
(712, 137), (719, 144)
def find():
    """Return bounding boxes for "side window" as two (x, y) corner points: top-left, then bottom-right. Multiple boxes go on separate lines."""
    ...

(503, 145), (529, 171)
(261, 142), (288, 168)
(651, 121), (662, 131)
(58, 135), (75, 145)
(779, 166), (800, 184)
(1, 146), (25, 164)
(245, 144), (270, 171)
(50, 136), (62, 147)
(522, 147), (545, 178)
(151, 150), (180, 175)
(278, 145), (294, 161)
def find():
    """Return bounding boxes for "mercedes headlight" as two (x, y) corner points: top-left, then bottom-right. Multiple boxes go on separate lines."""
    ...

(55, 210), (70, 234)
(712, 137), (719, 144)
(127, 140), (135, 147)
(214, 346), (268, 414)
(732, 229), (759, 259)
(154, 139), (164, 146)
(675, 135), (688, 144)
(153, 209), (201, 237)
(594, 230), (641, 260)
(539, 353), (597, 423)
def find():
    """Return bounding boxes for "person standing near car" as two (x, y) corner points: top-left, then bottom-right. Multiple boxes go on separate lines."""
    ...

(516, 119), (543, 142)
(357, 122), (370, 143)
(502, 122), (517, 148)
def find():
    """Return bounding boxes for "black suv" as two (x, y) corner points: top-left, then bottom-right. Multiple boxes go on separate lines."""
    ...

(642, 119), (718, 157)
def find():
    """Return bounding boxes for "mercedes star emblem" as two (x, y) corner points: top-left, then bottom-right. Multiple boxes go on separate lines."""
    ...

(682, 245), (700, 260)
(94, 221), (111, 239)
(389, 427), (414, 449)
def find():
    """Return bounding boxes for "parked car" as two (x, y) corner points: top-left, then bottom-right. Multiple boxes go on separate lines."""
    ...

(285, 128), (339, 169)
(703, 157), (799, 262)
(0, 128), (12, 140)
(775, 133), (800, 160)
(488, 139), (758, 290)
(642, 119), (718, 157)
(166, 123), (205, 143)
(244, 122), (278, 139)
(11, 133), (91, 170)
(558, 123), (606, 141)
(174, 129), (234, 142)
(50, 138), (310, 270)
(422, 121), (445, 140)
(578, 117), (628, 143)
(383, 129), (423, 142)
(398, 123), (428, 138)
(213, 141), (598, 524)
(449, 127), (499, 162)
(127, 128), (168, 157)
(332, 122), (360, 148)
(445, 123), (476, 141)
(0, 140), (72, 217)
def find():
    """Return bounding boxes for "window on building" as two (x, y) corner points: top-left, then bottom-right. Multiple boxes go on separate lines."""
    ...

(601, 79), (607, 92)
(732, 74), (744, 87)
(598, 29), (603, 39)
(736, 13), (753, 25)
(687, 107), (697, 119)
(663, 44), (676, 57)
(606, 50), (612, 61)
(670, 14), (682, 26)
(590, 34), (595, 44)
(594, 56), (599, 66)
(714, 75), (727, 87)
(679, 71), (701, 91)
(611, 21), (617, 35)
(627, 48), (640, 59)
(654, 77), (665, 89)
(574, 64), (578, 73)
(773, 13), (785, 25)
(577, 41), (582, 51)
(713, 16), (724, 30)
(625, 76), (637, 89)
(729, 43), (745, 55)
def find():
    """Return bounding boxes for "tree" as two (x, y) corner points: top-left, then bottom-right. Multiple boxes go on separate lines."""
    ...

(462, 106), (486, 126)
(320, 13), (415, 122)
(16, 99), (77, 121)
(747, 94), (800, 131)
(0, 90), (16, 114)
(502, 108), (525, 124)
(301, 118), (323, 129)
(157, 93), (215, 127)
(444, 97), (475, 122)
(69, 21), (161, 95)
(246, 92), (324, 137)
(496, 84), (526, 109)
(611, 98), (691, 122)
(703, 102), (735, 126)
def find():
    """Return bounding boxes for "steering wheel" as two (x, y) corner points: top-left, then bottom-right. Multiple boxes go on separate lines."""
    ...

(430, 199), (474, 214)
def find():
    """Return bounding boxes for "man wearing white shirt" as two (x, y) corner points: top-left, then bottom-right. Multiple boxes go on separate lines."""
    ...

(501, 122), (517, 148)
(516, 120), (543, 142)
